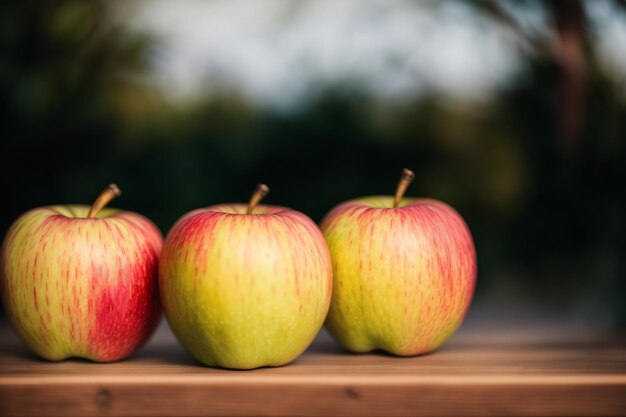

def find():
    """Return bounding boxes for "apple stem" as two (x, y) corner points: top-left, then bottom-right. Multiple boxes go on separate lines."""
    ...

(247, 184), (270, 215)
(87, 184), (122, 218)
(393, 168), (415, 208)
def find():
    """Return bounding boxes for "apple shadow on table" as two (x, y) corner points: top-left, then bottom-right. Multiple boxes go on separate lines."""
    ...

(0, 343), (127, 364)
(306, 328), (449, 358)
(134, 326), (451, 368)
(136, 326), (353, 368)
(133, 343), (200, 366)
(305, 328), (345, 354)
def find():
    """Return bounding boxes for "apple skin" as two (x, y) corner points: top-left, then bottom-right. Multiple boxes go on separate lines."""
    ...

(159, 204), (333, 369)
(0, 205), (162, 362)
(321, 196), (476, 356)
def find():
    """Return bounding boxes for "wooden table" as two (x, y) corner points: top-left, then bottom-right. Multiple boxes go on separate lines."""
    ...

(1, 318), (624, 417)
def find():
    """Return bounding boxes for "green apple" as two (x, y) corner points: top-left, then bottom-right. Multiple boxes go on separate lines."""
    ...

(159, 184), (333, 369)
(1, 185), (162, 361)
(321, 169), (477, 356)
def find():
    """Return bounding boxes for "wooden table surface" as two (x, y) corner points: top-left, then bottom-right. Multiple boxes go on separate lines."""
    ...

(0, 319), (624, 417)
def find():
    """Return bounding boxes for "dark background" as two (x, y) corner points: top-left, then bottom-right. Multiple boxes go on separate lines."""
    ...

(1, 1), (625, 330)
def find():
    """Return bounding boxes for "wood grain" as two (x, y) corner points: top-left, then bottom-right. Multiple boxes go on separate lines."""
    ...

(1, 321), (624, 416)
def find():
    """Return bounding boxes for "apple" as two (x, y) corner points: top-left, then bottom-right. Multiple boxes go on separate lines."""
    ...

(321, 169), (476, 356)
(159, 184), (332, 369)
(0, 184), (162, 362)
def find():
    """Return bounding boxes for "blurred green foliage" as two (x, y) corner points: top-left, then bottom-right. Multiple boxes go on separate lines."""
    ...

(1, 1), (624, 328)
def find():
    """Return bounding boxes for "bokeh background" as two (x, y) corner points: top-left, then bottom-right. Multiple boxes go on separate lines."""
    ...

(1, 0), (625, 330)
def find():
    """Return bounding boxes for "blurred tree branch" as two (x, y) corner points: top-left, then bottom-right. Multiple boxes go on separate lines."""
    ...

(475, 0), (587, 159)
(476, 0), (557, 60)
(549, 0), (586, 158)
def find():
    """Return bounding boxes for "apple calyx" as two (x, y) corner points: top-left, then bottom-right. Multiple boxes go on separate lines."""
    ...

(246, 183), (270, 215)
(393, 168), (415, 208)
(87, 184), (122, 218)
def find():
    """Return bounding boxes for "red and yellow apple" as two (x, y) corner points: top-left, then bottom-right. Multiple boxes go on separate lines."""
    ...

(0, 185), (162, 362)
(159, 184), (332, 369)
(321, 169), (476, 355)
